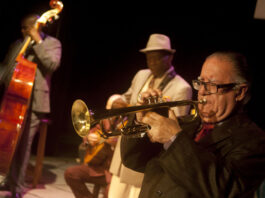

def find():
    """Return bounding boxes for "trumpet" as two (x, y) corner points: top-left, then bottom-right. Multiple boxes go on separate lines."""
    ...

(71, 99), (206, 138)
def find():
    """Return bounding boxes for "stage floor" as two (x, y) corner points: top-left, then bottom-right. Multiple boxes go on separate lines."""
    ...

(0, 156), (104, 198)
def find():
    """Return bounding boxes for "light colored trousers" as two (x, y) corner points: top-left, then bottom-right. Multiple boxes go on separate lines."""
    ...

(108, 175), (141, 198)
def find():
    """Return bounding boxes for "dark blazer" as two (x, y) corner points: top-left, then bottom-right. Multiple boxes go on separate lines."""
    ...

(121, 113), (265, 198)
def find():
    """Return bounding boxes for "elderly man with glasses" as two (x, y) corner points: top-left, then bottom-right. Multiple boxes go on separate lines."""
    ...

(120, 51), (265, 198)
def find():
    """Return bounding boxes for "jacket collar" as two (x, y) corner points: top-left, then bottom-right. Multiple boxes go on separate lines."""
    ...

(197, 113), (249, 147)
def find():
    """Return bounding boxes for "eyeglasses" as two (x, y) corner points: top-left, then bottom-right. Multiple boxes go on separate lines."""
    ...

(192, 79), (238, 94)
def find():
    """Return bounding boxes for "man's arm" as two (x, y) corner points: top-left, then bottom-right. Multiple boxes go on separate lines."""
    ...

(33, 36), (61, 73)
(121, 134), (163, 173)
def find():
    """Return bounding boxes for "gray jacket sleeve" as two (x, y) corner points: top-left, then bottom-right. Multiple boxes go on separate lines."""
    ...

(33, 36), (62, 74)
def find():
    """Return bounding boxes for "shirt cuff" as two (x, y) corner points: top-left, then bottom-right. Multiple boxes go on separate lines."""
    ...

(37, 39), (43, 44)
(163, 134), (177, 150)
(106, 94), (122, 109)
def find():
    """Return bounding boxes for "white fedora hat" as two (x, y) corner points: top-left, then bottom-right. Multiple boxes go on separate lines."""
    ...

(139, 33), (176, 54)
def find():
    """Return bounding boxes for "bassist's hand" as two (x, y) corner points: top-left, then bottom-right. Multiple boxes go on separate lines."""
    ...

(22, 26), (42, 44)
(28, 28), (43, 44)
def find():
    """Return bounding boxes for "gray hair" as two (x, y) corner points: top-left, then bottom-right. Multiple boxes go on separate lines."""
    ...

(206, 51), (252, 105)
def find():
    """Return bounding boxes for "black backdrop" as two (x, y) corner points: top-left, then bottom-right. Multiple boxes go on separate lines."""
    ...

(0, 0), (265, 157)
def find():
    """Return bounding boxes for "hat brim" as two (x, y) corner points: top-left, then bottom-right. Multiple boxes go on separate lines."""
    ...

(139, 48), (176, 54)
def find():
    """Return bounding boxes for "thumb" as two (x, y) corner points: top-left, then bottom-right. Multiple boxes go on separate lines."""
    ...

(168, 110), (177, 120)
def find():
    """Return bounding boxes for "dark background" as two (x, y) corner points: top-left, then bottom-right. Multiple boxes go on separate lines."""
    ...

(0, 0), (265, 158)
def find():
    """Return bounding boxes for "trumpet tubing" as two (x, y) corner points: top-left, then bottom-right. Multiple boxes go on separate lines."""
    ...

(71, 99), (206, 138)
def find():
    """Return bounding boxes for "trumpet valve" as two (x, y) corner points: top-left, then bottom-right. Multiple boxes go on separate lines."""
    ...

(199, 98), (207, 104)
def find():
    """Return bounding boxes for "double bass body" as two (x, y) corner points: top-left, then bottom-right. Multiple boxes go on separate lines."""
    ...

(0, 55), (37, 180)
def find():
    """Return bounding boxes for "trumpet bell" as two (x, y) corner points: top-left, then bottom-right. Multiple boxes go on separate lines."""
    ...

(71, 99), (91, 137)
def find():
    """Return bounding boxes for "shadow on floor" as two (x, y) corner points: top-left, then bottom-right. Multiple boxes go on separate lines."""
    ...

(25, 162), (58, 189)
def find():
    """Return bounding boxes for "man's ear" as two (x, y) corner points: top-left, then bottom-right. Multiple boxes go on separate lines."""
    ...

(167, 54), (174, 64)
(235, 84), (248, 102)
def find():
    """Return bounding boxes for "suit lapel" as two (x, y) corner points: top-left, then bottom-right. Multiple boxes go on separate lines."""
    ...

(136, 70), (152, 96)
(197, 114), (246, 148)
(180, 117), (202, 139)
(198, 125), (232, 149)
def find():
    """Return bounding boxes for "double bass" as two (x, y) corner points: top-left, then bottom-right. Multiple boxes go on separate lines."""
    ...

(0, 0), (63, 182)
